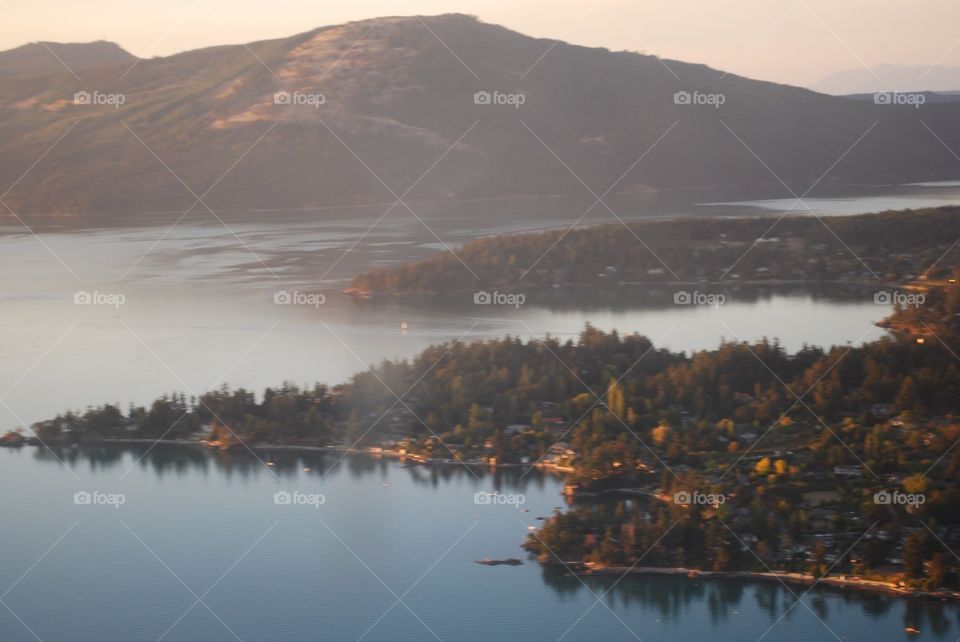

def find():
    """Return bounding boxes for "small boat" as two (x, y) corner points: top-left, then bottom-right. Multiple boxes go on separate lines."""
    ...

(905, 626), (920, 634)
(302, 466), (312, 472)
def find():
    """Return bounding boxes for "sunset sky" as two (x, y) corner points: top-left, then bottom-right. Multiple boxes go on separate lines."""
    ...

(1, 0), (958, 90)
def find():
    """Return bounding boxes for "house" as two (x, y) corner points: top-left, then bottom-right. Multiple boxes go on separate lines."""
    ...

(809, 508), (838, 531)
(543, 442), (578, 466)
(0, 431), (25, 447)
(833, 465), (863, 478)
(738, 533), (759, 550)
(870, 403), (893, 417)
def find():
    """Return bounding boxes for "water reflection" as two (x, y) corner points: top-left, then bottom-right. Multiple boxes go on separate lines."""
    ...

(29, 442), (557, 492)
(409, 282), (885, 315)
(538, 570), (957, 637)
(11, 443), (960, 639)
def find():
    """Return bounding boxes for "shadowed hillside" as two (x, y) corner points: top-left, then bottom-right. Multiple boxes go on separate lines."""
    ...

(1, 14), (959, 221)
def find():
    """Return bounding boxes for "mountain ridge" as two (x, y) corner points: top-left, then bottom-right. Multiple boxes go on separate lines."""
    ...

(0, 14), (958, 220)
(0, 40), (136, 77)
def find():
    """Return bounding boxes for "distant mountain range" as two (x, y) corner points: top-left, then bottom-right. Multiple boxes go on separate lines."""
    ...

(814, 64), (960, 95)
(1, 14), (960, 220)
(842, 91), (960, 104)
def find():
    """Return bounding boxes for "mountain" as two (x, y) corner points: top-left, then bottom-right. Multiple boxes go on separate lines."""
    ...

(813, 64), (960, 95)
(1, 14), (960, 220)
(0, 41), (136, 77)
(843, 91), (960, 105)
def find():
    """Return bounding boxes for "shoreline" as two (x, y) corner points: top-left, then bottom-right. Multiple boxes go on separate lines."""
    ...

(22, 438), (571, 474)
(345, 276), (932, 303)
(566, 564), (960, 602)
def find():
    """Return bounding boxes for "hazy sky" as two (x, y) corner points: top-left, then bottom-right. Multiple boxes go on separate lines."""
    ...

(1, 0), (959, 89)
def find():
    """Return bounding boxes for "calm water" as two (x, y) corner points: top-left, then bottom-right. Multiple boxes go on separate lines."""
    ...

(0, 445), (955, 641)
(2, 183), (958, 640)
(0, 221), (889, 430)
